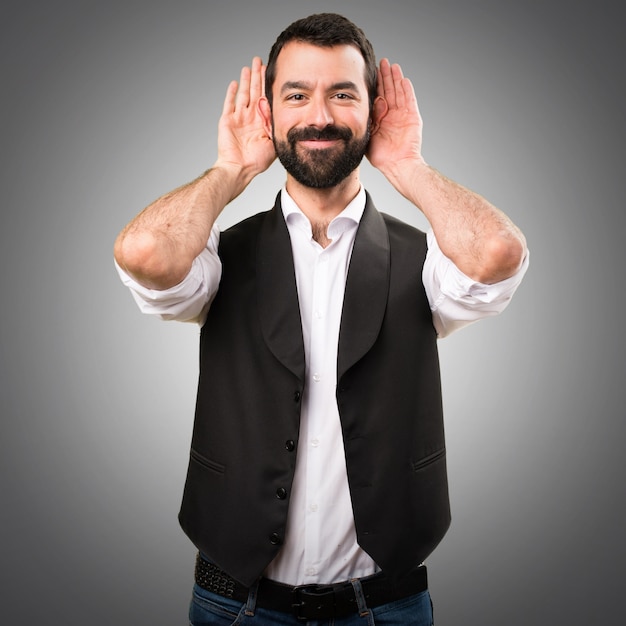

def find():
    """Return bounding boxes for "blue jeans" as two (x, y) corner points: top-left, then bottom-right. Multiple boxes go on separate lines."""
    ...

(189, 580), (434, 625)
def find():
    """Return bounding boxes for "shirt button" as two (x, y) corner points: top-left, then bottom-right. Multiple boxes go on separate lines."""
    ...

(276, 487), (287, 500)
(311, 438), (320, 447)
(306, 567), (317, 576)
(312, 373), (321, 382)
(309, 504), (318, 512)
(285, 440), (295, 452)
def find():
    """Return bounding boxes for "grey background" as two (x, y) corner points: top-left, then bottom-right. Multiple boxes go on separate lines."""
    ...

(1, 0), (623, 623)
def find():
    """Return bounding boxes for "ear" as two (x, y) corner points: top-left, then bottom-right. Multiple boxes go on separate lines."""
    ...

(258, 97), (273, 138)
(369, 96), (388, 135)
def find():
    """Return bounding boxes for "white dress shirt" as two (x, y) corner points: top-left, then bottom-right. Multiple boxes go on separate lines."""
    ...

(116, 186), (528, 585)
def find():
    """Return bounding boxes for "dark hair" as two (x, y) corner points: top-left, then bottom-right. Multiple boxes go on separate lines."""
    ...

(265, 13), (377, 109)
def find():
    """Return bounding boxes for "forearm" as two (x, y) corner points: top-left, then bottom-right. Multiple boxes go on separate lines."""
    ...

(114, 163), (247, 290)
(115, 56), (275, 291)
(384, 159), (527, 284)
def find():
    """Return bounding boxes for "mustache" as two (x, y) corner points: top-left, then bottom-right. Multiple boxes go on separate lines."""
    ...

(287, 125), (354, 144)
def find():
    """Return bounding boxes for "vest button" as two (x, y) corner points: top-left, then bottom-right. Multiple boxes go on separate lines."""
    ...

(285, 440), (296, 452)
(293, 390), (301, 403)
(276, 487), (287, 500)
(269, 532), (282, 545)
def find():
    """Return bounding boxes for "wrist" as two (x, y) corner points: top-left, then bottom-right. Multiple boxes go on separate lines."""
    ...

(210, 160), (254, 202)
(380, 156), (430, 200)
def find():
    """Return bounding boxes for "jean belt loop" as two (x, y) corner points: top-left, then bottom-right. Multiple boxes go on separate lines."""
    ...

(350, 578), (370, 617)
(244, 578), (260, 616)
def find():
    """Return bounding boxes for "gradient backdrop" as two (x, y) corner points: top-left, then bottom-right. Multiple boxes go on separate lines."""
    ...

(1, 0), (623, 624)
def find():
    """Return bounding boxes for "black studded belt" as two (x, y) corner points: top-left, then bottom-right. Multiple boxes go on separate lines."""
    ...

(194, 553), (428, 620)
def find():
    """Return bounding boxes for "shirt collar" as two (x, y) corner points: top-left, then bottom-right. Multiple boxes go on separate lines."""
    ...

(280, 186), (366, 238)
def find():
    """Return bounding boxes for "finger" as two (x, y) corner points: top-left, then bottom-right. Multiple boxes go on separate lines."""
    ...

(236, 65), (252, 109)
(401, 76), (420, 116)
(379, 58), (396, 107)
(249, 57), (263, 103)
(260, 63), (267, 98)
(222, 80), (238, 115)
(390, 63), (406, 109)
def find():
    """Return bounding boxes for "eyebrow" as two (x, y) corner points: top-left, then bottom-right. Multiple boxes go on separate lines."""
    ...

(280, 80), (360, 95)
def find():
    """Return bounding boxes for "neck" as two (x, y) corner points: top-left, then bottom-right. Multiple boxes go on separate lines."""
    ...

(285, 170), (361, 226)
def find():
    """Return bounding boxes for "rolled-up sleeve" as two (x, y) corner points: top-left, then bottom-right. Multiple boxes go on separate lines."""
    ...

(115, 225), (222, 325)
(423, 230), (529, 338)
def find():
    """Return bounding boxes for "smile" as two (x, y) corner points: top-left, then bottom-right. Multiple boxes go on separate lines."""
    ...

(298, 139), (342, 149)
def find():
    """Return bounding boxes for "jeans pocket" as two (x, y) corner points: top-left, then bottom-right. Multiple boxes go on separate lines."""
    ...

(189, 584), (244, 626)
(370, 590), (433, 626)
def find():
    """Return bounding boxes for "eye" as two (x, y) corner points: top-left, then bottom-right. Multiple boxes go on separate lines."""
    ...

(286, 93), (306, 101)
(333, 93), (353, 100)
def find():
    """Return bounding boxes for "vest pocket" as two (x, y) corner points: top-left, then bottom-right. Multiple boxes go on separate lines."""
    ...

(411, 448), (446, 472)
(190, 448), (226, 475)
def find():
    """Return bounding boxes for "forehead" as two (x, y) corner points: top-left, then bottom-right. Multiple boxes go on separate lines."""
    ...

(273, 41), (367, 91)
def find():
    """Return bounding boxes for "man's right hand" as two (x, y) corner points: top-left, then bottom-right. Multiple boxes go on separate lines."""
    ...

(215, 57), (276, 200)
(114, 57), (276, 291)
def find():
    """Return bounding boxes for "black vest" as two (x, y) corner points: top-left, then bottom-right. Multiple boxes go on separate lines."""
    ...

(178, 192), (451, 586)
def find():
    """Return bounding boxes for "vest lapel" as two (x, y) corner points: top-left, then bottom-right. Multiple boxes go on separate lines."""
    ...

(337, 195), (390, 381)
(257, 197), (306, 383)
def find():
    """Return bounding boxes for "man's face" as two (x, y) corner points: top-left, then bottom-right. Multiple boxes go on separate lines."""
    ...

(266, 42), (372, 189)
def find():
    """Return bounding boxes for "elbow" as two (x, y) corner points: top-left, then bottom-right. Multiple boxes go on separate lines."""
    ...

(477, 231), (527, 284)
(114, 230), (154, 276)
(114, 231), (183, 289)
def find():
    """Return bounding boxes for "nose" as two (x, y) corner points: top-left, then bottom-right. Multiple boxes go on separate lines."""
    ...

(306, 96), (334, 128)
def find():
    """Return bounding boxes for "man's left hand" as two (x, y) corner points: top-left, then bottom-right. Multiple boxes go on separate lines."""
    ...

(367, 59), (425, 180)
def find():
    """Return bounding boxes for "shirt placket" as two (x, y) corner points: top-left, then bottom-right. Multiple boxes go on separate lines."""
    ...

(302, 247), (330, 580)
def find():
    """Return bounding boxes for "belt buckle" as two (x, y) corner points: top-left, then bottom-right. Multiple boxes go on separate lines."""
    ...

(291, 584), (334, 621)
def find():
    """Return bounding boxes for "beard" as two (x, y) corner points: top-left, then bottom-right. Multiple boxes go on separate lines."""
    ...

(273, 124), (370, 189)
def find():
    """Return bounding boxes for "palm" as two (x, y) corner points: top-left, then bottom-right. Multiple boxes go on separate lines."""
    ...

(367, 59), (423, 171)
(217, 58), (276, 175)
(219, 109), (275, 173)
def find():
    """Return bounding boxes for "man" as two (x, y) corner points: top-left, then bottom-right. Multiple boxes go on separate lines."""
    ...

(115, 13), (528, 625)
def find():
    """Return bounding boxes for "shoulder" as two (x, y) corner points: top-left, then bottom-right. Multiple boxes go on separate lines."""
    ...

(219, 192), (284, 249)
(364, 190), (426, 243)
(379, 211), (425, 237)
(218, 210), (272, 258)
(379, 212), (428, 259)
(220, 210), (268, 241)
